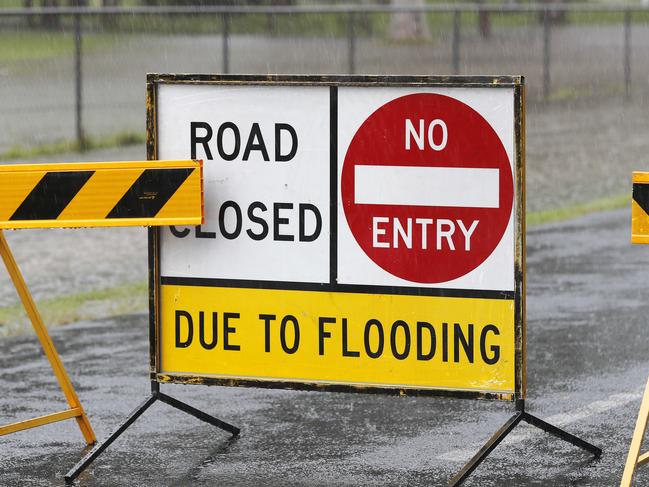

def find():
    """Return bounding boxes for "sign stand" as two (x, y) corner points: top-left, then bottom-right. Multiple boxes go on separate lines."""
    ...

(64, 380), (239, 484)
(63, 74), (603, 485)
(0, 230), (96, 445)
(450, 399), (601, 485)
(64, 228), (239, 484)
(0, 160), (203, 450)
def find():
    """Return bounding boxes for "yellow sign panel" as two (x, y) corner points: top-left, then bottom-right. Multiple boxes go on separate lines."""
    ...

(160, 285), (515, 394)
(0, 160), (203, 229)
(632, 172), (649, 244)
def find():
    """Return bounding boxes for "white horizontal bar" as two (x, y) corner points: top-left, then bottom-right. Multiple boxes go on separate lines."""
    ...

(354, 165), (500, 208)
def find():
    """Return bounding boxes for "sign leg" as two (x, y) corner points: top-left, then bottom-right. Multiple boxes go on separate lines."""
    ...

(621, 377), (649, 486)
(448, 412), (523, 486)
(65, 387), (239, 483)
(522, 411), (601, 457)
(65, 395), (158, 484)
(157, 392), (240, 436)
(448, 403), (601, 486)
(0, 230), (95, 445)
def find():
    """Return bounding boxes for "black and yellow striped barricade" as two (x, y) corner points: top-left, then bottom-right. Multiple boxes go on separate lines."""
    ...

(622, 172), (649, 485)
(0, 159), (203, 445)
(632, 172), (649, 244)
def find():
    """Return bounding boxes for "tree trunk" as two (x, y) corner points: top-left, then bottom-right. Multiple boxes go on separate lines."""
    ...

(477, 0), (491, 39)
(388, 0), (430, 41)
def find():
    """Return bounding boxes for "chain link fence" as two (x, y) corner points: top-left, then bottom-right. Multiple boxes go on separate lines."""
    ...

(0, 3), (648, 153)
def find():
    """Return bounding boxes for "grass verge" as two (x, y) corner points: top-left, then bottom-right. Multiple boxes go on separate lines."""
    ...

(0, 280), (147, 337)
(527, 193), (629, 227)
(0, 31), (118, 64)
(0, 131), (144, 161)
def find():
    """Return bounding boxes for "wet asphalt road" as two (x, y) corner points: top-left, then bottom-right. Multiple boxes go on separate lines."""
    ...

(1, 207), (649, 486)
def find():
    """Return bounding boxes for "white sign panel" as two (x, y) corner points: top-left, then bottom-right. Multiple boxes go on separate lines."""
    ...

(155, 78), (518, 294)
(158, 84), (330, 283)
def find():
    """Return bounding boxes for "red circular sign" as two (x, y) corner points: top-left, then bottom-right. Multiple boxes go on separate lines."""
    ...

(341, 93), (513, 283)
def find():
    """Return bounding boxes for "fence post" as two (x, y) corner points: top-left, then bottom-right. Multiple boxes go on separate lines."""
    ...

(74, 8), (84, 149)
(348, 12), (356, 74)
(542, 8), (551, 101)
(222, 13), (230, 74)
(624, 9), (631, 98)
(452, 10), (461, 75)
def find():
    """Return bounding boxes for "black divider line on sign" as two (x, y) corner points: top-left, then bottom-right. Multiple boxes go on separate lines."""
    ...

(107, 168), (194, 219)
(330, 85), (338, 286)
(10, 171), (95, 221)
(160, 276), (515, 300)
(633, 183), (649, 216)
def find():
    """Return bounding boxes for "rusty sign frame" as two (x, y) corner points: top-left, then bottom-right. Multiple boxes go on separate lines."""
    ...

(146, 73), (527, 402)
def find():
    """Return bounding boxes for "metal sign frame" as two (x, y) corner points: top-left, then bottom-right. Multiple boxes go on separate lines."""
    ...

(66, 74), (601, 486)
(146, 73), (526, 402)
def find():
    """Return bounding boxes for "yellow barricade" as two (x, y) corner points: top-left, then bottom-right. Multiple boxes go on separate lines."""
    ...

(623, 171), (649, 485)
(0, 159), (203, 445)
(632, 172), (649, 244)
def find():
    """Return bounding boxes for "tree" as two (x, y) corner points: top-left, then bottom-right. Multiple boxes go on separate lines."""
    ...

(388, 0), (430, 41)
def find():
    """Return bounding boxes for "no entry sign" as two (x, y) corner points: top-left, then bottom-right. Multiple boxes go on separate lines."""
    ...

(148, 75), (525, 401)
(341, 93), (513, 283)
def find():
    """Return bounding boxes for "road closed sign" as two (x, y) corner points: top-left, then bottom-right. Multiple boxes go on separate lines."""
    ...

(149, 75), (525, 400)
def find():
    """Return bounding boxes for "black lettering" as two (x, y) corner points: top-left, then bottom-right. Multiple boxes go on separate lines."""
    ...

(242, 123), (270, 161)
(223, 312), (240, 351)
(274, 202), (294, 241)
(247, 201), (269, 240)
(217, 122), (241, 161)
(259, 314), (275, 353)
(198, 311), (218, 350)
(280, 315), (300, 354)
(170, 226), (190, 238)
(342, 318), (360, 357)
(416, 321), (435, 361)
(442, 322), (449, 362)
(454, 323), (474, 363)
(219, 201), (242, 239)
(175, 310), (193, 348)
(390, 320), (411, 360)
(190, 121), (213, 160)
(195, 225), (216, 239)
(480, 324), (500, 365)
(318, 317), (335, 355)
(299, 203), (322, 242)
(275, 123), (298, 162)
(364, 319), (384, 359)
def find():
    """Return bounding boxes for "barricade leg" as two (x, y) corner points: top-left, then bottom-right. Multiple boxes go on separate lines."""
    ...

(64, 382), (239, 484)
(0, 230), (95, 445)
(449, 400), (601, 486)
(621, 377), (649, 486)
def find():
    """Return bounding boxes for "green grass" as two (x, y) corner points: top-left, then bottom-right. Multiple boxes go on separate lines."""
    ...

(0, 280), (147, 337)
(0, 31), (118, 64)
(0, 131), (144, 161)
(527, 193), (629, 227)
